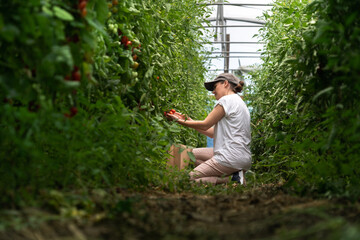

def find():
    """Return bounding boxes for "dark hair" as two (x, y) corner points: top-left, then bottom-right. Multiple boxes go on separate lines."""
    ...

(230, 80), (245, 93)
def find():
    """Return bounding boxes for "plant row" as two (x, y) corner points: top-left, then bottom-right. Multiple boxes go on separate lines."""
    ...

(249, 0), (360, 200)
(0, 0), (212, 207)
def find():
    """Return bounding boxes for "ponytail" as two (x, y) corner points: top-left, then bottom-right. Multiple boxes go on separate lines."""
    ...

(231, 80), (245, 93)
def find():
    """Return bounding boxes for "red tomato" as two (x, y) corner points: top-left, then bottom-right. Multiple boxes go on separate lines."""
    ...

(121, 36), (129, 45)
(81, 8), (87, 17)
(70, 107), (78, 116)
(79, 1), (87, 10)
(72, 71), (81, 81)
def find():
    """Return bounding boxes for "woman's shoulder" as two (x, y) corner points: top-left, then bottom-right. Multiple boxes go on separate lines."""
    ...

(218, 94), (243, 110)
(222, 94), (242, 102)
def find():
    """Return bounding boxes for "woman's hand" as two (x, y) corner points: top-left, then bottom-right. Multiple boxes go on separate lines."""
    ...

(166, 111), (192, 122)
(166, 112), (180, 121)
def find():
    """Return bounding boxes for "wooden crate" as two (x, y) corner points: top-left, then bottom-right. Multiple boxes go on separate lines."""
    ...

(167, 144), (192, 170)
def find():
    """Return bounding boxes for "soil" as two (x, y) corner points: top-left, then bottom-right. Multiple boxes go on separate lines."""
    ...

(1, 185), (359, 240)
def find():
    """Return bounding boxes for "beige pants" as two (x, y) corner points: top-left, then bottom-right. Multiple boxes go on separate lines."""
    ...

(189, 148), (238, 185)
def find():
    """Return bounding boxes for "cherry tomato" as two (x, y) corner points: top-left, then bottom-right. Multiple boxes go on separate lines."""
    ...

(79, 1), (87, 10)
(81, 8), (87, 17)
(72, 71), (81, 81)
(70, 107), (78, 116)
(132, 61), (139, 69)
(121, 36), (129, 45)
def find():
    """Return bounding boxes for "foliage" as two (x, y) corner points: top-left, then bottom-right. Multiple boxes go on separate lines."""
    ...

(0, 0), (212, 208)
(249, 0), (360, 199)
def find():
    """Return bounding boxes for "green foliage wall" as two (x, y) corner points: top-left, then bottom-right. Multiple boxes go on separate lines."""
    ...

(250, 0), (360, 199)
(0, 0), (211, 207)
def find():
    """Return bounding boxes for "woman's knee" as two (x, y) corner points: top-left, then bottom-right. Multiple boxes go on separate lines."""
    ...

(189, 170), (200, 181)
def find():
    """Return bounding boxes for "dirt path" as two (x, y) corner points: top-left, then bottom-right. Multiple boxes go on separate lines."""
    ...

(1, 185), (360, 240)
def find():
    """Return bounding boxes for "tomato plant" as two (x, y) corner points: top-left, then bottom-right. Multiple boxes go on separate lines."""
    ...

(0, 0), (212, 207)
(249, 0), (360, 200)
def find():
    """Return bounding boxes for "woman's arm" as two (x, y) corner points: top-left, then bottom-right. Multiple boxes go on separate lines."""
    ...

(196, 127), (214, 138)
(170, 105), (225, 133)
(170, 112), (216, 138)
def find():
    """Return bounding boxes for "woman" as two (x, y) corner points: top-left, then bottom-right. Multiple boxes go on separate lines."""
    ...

(167, 73), (252, 185)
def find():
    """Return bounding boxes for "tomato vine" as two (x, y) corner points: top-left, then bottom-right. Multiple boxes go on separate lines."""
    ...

(0, 0), (212, 206)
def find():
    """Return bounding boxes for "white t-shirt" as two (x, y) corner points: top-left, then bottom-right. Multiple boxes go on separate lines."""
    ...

(213, 94), (252, 170)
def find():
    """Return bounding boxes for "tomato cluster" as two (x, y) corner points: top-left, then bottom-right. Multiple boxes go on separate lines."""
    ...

(78, 0), (88, 17)
(131, 43), (141, 70)
(108, 0), (119, 14)
(117, 32), (141, 72)
(164, 109), (176, 116)
(64, 106), (78, 118)
(120, 35), (132, 49)
(65, 66), (81, 82)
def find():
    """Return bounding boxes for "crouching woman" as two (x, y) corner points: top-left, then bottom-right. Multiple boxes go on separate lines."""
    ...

(167, 73), (252, 185)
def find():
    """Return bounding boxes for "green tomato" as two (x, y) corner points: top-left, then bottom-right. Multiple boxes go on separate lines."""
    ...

(103, 55), (111, 63)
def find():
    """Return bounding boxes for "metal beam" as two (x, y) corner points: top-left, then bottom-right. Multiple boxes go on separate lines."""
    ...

(208, 67), (259, 73)
(210, 51), (261, 54)
(205, 3), (273, 7)
(203, 24), (262, 28)
(207, 56), (262, 58)
(206, 41), (264, 44)
(207, 17), (265, 25)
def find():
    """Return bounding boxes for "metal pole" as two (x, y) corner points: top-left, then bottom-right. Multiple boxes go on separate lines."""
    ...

(224, 34), (230, 73)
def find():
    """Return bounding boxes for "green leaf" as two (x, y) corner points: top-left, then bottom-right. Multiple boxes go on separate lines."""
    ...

(187, 151), (196, 163)
(145, 66), (154, 79)
(312, 87), (333, 102)
(0, 24), (20, 42)
(53, 6), (74, 21)
(284, 18), (293, 24)
(93, 0), (108, 24)
(86, 18), (107, 35)
(42, 6), (54, 16)
(62, 80), (81, 88)
(169, 124), (181, 133)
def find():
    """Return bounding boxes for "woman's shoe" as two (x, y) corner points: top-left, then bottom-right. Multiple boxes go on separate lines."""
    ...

(231, 170), (246, 186)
